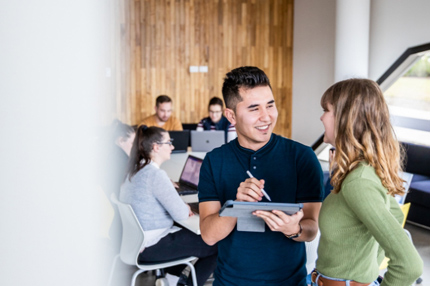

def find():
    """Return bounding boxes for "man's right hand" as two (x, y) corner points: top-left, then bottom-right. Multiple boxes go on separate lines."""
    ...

(236, 177), (265, 202)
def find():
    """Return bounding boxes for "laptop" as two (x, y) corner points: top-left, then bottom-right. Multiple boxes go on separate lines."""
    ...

(169, 130), (190, 153)
(176, 155), (203, 195)
(191, 130), (225, 152)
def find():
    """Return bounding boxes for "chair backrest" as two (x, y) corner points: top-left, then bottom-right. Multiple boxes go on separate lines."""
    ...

(111, 193), (145, 266)
(305, 230), (321, 273)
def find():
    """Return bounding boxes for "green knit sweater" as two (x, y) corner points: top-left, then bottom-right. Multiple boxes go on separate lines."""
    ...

(316, 163), (423, 286)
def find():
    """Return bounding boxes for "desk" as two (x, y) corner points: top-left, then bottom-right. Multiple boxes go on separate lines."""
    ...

(161, 151), (206, 235)
(176, 214), (201, 235)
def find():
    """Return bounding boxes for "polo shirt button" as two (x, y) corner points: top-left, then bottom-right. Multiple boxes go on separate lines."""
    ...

(253, 157), (257, 160)
(253, 166), (257, 169)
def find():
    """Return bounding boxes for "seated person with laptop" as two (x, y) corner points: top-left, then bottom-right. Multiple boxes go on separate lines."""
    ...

(120, 125), (217, 286)
(141, 95), (183, 131)
(196, 96), (237, 142)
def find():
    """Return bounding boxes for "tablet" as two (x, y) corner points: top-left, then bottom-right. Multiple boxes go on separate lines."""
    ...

(219, 200), (303, 232)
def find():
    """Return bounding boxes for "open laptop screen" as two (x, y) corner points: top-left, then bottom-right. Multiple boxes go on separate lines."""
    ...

(169, 130), (190, 153)
(179, 155), (203, 187)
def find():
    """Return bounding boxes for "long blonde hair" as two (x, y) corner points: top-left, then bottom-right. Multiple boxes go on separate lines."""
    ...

(321, 78), (405, 195)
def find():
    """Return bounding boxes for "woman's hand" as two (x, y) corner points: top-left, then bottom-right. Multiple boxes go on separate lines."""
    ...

(171, 179), (179, 188)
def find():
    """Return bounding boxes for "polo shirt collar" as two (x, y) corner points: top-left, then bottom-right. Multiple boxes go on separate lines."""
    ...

(234, 133), (277, 156)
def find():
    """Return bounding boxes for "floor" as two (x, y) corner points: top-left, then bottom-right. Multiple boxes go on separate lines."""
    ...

(109, 223), (429, 286)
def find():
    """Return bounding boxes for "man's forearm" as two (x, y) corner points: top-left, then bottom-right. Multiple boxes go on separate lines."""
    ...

(292, 217), (318, 242)
(200, 214), (237, 245)
(291, 202), (321, 242)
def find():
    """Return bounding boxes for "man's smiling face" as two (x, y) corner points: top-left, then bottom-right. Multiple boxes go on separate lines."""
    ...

(226, 85), (278, 151)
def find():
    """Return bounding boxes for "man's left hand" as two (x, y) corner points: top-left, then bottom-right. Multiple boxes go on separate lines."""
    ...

(253, 209), (303, 235)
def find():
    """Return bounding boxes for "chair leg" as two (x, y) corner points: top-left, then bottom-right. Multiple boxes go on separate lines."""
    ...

(183, 261), (197, 286)
(155, 268), (165, 278)
(131, 269), (146, 286)
(107, 254), (120, 286)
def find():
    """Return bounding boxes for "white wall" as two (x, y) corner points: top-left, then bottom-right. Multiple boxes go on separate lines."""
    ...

(369, 0), (430, 81)
(292, 0), (430, 146)
(0, 0), (114, 285)
(292, 0), (336, 145)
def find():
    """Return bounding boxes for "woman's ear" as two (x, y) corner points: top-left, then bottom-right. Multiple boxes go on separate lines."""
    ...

(224, 108), (236, 125)
(152, 143), (160, 153)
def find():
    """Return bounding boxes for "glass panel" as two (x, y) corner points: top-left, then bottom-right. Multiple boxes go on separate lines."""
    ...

(384, 53), (430, 146)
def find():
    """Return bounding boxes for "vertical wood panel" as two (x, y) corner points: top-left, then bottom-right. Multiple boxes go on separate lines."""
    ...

(121, 0), (294, 137)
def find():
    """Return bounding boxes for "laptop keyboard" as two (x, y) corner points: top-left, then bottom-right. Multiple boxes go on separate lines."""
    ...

(176, 184), (198, 195)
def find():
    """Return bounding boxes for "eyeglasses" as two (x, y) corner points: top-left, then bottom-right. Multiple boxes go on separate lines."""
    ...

(156, 138), (174, 145)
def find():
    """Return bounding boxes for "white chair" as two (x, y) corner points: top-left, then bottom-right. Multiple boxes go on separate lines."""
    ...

(109, 193), (197, 286)
(305, 230), (320, 274)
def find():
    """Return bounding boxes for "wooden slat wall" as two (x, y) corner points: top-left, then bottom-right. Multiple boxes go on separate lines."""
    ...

(120, 0), (294, 137)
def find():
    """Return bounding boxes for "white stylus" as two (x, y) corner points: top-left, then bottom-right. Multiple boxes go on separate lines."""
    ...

(246, 170), (272, 201)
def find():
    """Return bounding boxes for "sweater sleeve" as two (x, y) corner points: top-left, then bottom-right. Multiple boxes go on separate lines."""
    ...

(226, 125), (237, 142)
(152, 169), (189, 221)
(196, 119), (204, 131)
(342, 178), (423, 286)
(376, 196), (406, 264)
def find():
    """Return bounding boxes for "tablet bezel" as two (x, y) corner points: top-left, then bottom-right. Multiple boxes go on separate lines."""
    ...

(219, 200), (303, 217)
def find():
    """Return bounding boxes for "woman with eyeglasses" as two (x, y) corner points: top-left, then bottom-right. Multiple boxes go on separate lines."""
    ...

(196, 96), (237, 142)
(120, 125), (217, 286)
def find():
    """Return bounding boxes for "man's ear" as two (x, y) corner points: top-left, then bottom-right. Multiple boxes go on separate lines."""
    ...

(224, 108), (236, 125)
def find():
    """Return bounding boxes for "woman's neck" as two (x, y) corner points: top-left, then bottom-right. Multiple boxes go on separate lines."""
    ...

(150, 155), (164, 167)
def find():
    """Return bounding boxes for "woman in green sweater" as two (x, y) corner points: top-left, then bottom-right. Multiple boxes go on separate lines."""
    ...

(313, 79), (423, 286)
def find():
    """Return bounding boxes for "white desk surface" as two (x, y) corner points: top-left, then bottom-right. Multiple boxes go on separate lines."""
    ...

(160, 151), (206, 235)
(176, 214), (201, 235)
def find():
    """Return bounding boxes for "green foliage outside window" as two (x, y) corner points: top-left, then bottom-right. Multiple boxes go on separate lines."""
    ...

(404, 55), (430, 77)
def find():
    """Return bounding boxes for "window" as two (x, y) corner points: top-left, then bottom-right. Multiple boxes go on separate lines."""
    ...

(380, 48), (430, 146)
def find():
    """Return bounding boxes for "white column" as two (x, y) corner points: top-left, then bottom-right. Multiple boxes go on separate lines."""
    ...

(335, 0), (370, 81)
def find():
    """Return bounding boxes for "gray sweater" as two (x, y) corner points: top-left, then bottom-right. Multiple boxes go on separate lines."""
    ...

(120, 163), (189, 231)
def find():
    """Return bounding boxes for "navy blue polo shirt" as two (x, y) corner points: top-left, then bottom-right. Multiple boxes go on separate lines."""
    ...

(198, 134), (324, 286)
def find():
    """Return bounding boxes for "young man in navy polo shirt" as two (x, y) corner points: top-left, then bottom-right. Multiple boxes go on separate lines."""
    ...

(198, 66), (324, 286)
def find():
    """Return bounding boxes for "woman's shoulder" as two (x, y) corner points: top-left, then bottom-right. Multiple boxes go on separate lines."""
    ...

(134, 163), (167, 179)
(341, 163), (387, 197)
(345, 163), (379, 183)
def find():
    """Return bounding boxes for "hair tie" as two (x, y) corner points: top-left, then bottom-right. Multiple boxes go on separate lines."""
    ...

(141, 125), (148, 131)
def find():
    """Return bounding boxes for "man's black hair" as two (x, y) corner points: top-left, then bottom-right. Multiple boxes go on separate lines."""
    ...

(221, 66), (272, 110)
(208, 97), (224, 109)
